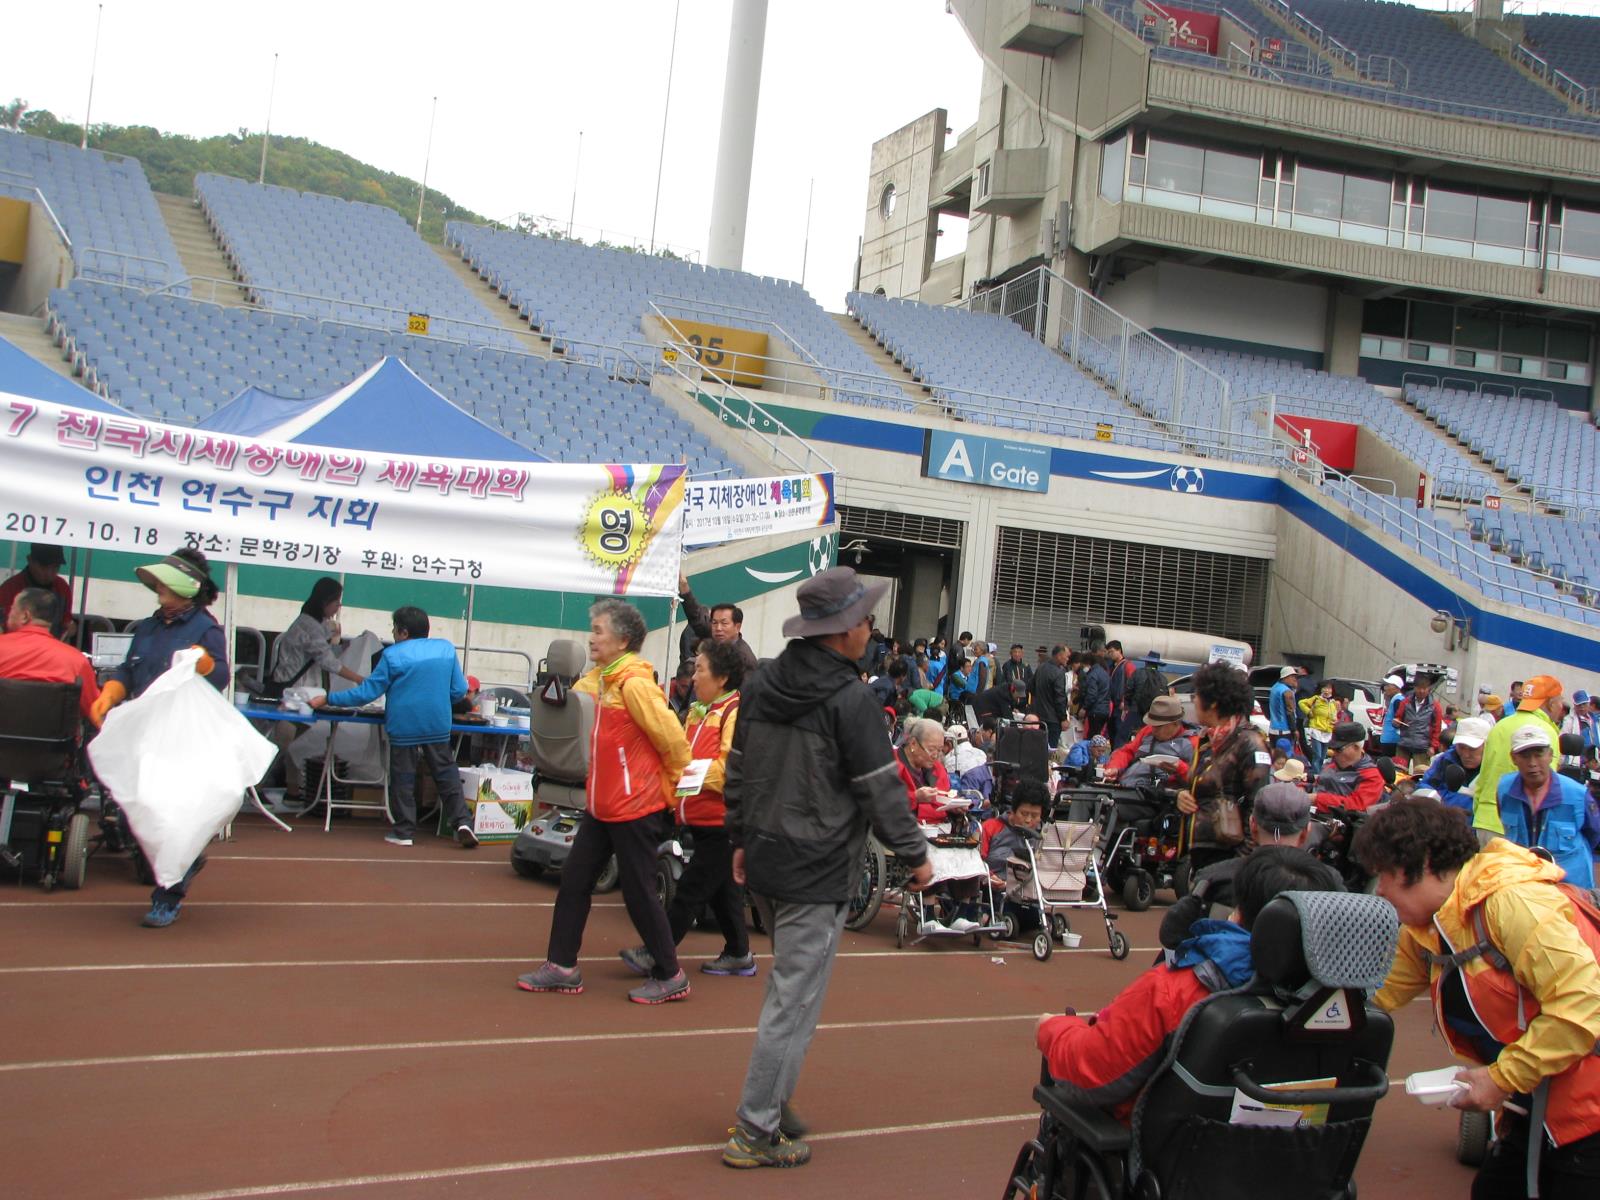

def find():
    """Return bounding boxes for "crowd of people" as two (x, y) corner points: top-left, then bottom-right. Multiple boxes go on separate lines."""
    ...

(4, 542), (1600, 1193)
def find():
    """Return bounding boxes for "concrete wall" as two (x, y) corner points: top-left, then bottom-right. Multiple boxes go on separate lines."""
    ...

(859, 110), (947, 299)
(1351, 429), (1425, 504)
(701, 389), (1278, 640)
(1102, 261), (1329, 356)
(4, 199), (73, 317)
(1270, 474), (1600, 697)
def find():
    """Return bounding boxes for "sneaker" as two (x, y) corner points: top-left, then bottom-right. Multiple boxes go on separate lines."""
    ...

(384, 832), (414, 847)
(721, 1124), (811, 1169)
(628, 970), (691, 1005)
(455, 824), (479, 849)
(619, 946), (656, 977)
(515, 962), (584, 994)
(141, 901), (181, 928)
(701, 952), (758, 977)
(919, 918), (948, 935)
(948, 917), (981, 934)
(779, 1101), (809, 1140)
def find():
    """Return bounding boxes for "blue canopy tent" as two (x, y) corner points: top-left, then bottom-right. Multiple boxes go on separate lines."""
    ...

(197, 356), (546, 462)
(0, 334), (128, 620)
(0, 332), (126, 413)
(196, 356), (547, 690)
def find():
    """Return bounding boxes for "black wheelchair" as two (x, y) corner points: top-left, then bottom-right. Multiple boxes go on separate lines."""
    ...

(1005, 890), (1399, 1200)
(0, 679), (94, 890)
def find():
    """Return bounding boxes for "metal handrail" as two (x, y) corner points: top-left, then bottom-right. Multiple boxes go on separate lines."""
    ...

(618, 338), (836, 477)
(80, 246), (174, 287)
(1293, 459), (1597, 617)
(0, 172), (72, 249)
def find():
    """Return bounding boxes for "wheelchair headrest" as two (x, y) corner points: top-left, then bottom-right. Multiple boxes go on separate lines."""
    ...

(544, 639), (585, 680)
(1251, 891), (1399, 993)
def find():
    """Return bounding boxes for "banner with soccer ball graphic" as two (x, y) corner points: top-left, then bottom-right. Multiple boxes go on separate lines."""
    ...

(0, 394), (687, 598)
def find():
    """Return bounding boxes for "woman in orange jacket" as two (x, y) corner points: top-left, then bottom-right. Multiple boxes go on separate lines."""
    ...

(517, 599), (691, 1004)
(620, 638), (753, 978)
(1355, 800), (1600, 1200)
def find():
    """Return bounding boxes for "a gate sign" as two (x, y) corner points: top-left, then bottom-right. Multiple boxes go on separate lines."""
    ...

(922, 429), (1050, 494)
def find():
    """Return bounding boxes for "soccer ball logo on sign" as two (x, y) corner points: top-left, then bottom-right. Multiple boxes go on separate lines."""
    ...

(807, 532), (836, 577)
(1168, 466), (1206, 494)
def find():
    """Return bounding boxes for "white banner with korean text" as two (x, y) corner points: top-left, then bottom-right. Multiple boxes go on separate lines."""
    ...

(681, 472), (835, 549)
(0, 395), (687, 597)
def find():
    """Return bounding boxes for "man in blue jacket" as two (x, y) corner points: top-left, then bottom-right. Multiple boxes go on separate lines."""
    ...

(1418, 715), (1489, 813)
(1496, 723), (1598, 888)
(1267, 666), (1299, 744)
(312, 606), (475, 848)
(1375, 673), (1405, 759)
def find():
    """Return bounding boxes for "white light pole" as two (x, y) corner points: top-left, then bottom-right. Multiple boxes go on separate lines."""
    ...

(416, 95), (438, 233)
(258, 52), (279, 185)
(648, 0), (682, 255)
(801, 176), (814, 287)
(567, 130), (583, 239)
(706, 0), (769, 270)
(81, 4), (104, 150)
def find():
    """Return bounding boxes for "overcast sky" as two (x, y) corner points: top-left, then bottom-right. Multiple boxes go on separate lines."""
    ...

(6, 0), (982, 311)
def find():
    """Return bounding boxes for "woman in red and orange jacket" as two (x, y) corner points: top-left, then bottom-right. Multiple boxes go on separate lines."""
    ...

(621, 638), (754, 978)
(518, 599), (691, 1004)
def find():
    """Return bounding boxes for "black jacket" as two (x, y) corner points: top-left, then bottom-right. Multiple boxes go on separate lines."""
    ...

(1081, 664), (1111, 718)
(998, 657), (1033, 695)
(726, 637), (928, 903)
(1031, 659), (1069, 723)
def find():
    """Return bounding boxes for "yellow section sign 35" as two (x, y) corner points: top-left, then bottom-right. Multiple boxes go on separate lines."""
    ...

(663, 318), (769, 388)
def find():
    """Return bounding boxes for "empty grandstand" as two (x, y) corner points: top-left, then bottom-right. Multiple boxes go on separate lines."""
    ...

(194, 173), (519, 348)
(44, 278), (736, 475)
(0, 131), (184, 289)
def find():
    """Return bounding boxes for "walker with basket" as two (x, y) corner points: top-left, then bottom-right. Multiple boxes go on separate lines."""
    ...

(892, 792), (1009, 949)
(999, 792), (1130, 962)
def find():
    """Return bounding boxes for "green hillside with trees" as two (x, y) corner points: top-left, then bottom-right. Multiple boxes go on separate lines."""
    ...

(3, 102), (486, 243)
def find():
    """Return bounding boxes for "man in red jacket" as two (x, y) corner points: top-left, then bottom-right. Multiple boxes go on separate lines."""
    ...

(1035, 847), (1334, 1120)
(0, 588), (98, 719)
(1311, 722), (1387, 812)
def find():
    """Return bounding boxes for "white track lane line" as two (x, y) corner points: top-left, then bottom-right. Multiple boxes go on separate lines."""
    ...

(0, 1013), (1042, 1074)
(0, 946), (1158, 974)
(138, 1112), (1041, 1200)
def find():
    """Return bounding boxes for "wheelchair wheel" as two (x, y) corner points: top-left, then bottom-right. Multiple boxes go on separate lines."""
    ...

(1109, 930), (1130, 960)
(1121, 870), (1154, 912)
(1000, 911), (1020, 941)
(1457, 1109), (1491, 1167)
(592, 854), (620, 894)
(1032, 929), (1053, 962)
(895, 902), (911, 949)
(844, 836), (888, 931)
(59, 812), (90, 890)
(1051, 913), (1070, 940)
(654, 859), (676, 910)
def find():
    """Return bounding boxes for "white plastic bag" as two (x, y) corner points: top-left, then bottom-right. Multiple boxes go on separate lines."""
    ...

(88, 647), (277, 887)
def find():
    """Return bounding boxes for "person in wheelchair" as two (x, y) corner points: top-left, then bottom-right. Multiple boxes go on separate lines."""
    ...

(0, 588), (99, 719)
(1101, 695), (1198, 789)
(983, 780), (1047, 880)
(1034, 846), (1337, 1121)
(1355, 800), (1600, 1200)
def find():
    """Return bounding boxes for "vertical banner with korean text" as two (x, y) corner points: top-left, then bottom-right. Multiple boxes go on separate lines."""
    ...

(0, 395), (686, 597)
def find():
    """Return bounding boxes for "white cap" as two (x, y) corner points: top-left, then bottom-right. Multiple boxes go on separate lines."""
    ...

(1384, 674), (1405, 689)
(1509, 724), (1553, 754)
(1453, 716), (1492, 749)
(1279, 666), (1297, 678)
(945, 724), (969, 744)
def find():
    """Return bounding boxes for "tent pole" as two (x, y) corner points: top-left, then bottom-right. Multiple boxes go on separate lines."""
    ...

(77, 549), (93, 647)
(462, 584), (476, 677)
(664, 595), (678, 699)
(224, 561), (240, 704)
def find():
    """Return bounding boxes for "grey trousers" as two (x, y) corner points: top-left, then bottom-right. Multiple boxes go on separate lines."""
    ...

(736, 896), (849, 1137)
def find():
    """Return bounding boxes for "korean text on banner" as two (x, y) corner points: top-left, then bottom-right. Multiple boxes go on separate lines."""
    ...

(0, 394), (687, 597)
(681, 472), (835, 549)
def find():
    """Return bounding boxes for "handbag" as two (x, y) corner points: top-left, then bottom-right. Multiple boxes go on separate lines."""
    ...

(1211, 796), (1245, 846)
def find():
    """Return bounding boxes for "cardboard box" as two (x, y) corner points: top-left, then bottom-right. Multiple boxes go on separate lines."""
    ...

(440, 766), (535, 841)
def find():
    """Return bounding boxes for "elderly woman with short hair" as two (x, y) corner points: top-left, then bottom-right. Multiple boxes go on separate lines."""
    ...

(897, 716), (954, 823)
(517, 599), (691, 1004)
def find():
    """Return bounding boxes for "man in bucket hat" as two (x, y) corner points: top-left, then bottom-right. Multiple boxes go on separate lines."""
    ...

(1103, 693), (1198, 787)
(722, 568), (932, 1169)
